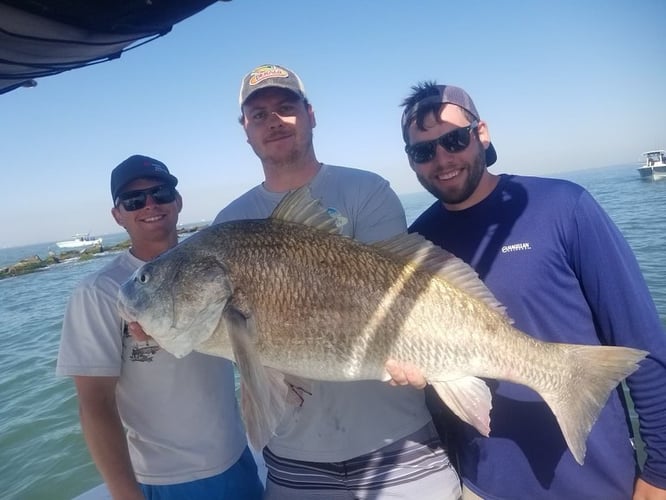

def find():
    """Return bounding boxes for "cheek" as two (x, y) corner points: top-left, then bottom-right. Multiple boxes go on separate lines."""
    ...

(472, 141), (487, 165)
(244, 126), (263, 144)
(410, 161), (428, 175)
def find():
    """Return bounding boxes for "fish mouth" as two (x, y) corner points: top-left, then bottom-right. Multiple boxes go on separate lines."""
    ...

(116, 296), (138, 324)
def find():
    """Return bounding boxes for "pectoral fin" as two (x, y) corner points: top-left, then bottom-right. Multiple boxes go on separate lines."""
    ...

(431, 376), (492, 437)
(225, 308), (288, 450)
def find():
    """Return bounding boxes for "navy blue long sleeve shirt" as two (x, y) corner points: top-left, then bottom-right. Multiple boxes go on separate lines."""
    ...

(410, 174), (666, 499)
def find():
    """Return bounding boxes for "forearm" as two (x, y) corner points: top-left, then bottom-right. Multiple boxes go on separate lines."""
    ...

(75, 376), (144, 500)
(79, 403), (143, 500)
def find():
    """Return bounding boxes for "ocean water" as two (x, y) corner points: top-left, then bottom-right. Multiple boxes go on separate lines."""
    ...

(1, 165), (664, 499)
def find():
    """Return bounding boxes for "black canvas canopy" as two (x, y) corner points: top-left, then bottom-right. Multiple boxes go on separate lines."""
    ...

(0, 0), (223, 94)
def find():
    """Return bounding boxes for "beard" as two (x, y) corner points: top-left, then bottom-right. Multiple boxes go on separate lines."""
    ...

(417, 142), (487, 206)
(254, 128), (314, 169)
(264, 148), (302, 168)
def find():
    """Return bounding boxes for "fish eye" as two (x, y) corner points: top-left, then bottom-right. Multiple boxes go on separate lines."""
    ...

(138, 272), (150, 284)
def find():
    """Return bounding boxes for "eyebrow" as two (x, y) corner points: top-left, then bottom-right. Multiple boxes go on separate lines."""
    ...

(247, 95), (301, 110)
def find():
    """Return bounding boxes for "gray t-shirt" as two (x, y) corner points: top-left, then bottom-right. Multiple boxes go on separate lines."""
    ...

(214, 164), (432, 462)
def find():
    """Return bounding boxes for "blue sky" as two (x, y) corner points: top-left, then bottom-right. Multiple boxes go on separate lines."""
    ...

(3, 0), (665, 247)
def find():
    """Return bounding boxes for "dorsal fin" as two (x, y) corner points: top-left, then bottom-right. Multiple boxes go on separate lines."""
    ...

(270, 186), (341, 234)
(373, 232), (512, 321)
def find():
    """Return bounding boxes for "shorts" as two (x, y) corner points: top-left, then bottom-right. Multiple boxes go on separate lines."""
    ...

(139, 446), (264, 500)
(263, 423), (461, 499)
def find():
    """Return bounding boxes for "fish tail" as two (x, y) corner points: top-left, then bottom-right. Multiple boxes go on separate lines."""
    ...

(541, 344), (648, 465)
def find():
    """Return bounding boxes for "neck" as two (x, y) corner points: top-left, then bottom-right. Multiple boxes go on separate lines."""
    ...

(262, 156), (322, 192)
(443, 171), (500, 211)
(129, 234), (178, 262)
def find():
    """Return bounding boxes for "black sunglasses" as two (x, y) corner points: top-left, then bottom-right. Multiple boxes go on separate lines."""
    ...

(405, 121), (479, 164)
(116, 185), (177, 212)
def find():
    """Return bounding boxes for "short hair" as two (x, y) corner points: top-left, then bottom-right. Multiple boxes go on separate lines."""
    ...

(401, 81), (475, 140)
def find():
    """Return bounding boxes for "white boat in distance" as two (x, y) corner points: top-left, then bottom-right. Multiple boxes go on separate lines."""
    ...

(637, 150), (666, 180)
(55, 233), (103, 250)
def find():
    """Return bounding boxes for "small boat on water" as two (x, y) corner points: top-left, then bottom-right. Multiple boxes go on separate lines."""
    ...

(55, 234), (103, 250)
(637, 150), (666, 180)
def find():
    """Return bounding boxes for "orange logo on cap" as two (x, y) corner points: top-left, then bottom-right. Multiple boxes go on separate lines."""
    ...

(248, 65), (289, 86)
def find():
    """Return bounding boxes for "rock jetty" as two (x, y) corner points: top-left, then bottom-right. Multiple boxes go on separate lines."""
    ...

(0, 226), (203, 280)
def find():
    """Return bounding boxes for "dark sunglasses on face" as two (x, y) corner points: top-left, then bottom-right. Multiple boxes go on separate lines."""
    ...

(116, 185), (177, 212)
(405, 120), (479, 164)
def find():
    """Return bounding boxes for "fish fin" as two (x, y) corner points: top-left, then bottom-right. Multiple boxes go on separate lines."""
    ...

(431, 376), (492, 437)
(270, 186), (341, 234)
(540, 344), (648, 465)
(225, 308), (288, 450)
(373, 233), (511, 322)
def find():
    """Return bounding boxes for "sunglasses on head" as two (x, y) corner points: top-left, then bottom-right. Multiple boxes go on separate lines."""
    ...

(405, 120), (479, 164)
(116, 185), (177, 212)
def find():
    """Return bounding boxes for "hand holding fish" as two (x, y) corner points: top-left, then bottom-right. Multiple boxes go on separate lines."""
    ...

(127, 322), (151, 342)
(634, 478), (666, 500)
(385, 360), (427, 389)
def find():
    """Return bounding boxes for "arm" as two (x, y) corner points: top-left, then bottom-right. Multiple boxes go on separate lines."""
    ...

(571, 191), (666, 491)
(74, 376), (144, 500)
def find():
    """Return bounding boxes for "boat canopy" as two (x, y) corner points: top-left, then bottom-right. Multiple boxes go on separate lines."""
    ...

(643, 150), (666, 161)
(0, 0), (223, 95)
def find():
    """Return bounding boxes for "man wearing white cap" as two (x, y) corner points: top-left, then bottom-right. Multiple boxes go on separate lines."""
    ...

(213, 65), (461, 499)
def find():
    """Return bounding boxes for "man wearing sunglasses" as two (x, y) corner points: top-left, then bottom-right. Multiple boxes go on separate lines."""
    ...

(57, 155), (263, 500)
(211, 64), (461, 499)
(390, 82), (666, 499)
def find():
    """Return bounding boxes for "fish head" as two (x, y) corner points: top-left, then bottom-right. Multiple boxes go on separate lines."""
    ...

(118, 244), (233, 358)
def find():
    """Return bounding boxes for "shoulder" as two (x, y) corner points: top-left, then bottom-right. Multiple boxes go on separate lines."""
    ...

(74, 252), (136, 297)
(313, 165), (405, 240)
(314, 164), (397, 203)
(496, 174), (594, 225)
(505, 174), (586, 201)
(214, 185), (272, 223)
(321, 164), (389, 187)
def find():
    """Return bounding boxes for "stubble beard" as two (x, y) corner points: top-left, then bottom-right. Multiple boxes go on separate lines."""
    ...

(260, 129), (314, 170)
(418, 144), (487, 206)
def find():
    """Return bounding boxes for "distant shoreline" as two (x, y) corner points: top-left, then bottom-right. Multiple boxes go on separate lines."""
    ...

(0, 225), (204, 280)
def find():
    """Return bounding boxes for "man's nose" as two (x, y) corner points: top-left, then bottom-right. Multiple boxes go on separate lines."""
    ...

(144, 193), (160, 207)
(268, 111), (285, 127)
(434, 142), (455, 162)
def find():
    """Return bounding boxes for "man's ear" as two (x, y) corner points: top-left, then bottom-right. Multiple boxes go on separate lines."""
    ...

(111, 206), (124, 227)
(307, 104), (316, 129)
(477, 120), (491, 149)
(176, 192), (183, 213)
